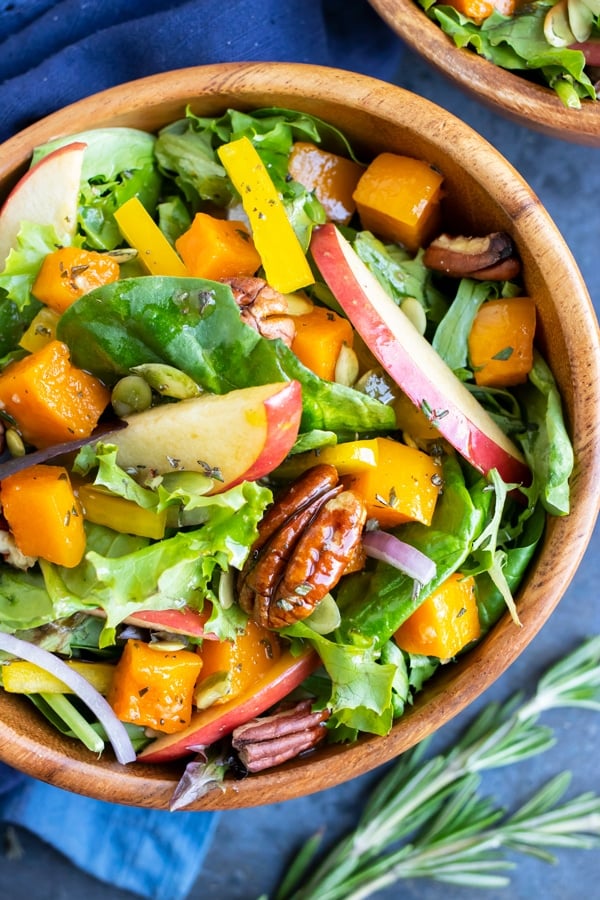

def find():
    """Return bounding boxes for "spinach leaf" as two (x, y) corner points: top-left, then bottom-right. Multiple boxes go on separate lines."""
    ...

(56, 276), (395, 435)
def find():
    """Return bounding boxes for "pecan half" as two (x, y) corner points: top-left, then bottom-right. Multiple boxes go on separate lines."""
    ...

(223, 275), (296, 346)
(231, 698), (330, 773)
(423, 232), (520, 280)
(238, 465), (367, 628)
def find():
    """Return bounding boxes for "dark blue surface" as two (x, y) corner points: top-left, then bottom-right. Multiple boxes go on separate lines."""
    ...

(0, 3), (599, 898)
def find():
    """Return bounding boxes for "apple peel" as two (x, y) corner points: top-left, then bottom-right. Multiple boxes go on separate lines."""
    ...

(0, 141), (86, 270)
(310, 224), (530, 486)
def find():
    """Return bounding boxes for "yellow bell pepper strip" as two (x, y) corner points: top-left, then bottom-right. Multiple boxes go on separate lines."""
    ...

(114, 197), (188, 277)
(2, 659), (115, 695)
(393, 572), (481, 660)
(272, 437), (380, 481)
(75, 481), (167, 540)
(342, 436), (442, 528)
(0, 464), (86, 567)
(217, 136), (314, 294)
(107, 639), (203, 734)
(18, 306), (60, 353)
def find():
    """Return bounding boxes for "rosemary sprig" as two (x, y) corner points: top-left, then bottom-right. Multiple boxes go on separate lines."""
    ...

(272, 636), (600, 900)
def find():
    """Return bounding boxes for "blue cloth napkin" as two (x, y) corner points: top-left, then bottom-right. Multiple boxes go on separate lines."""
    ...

(0, 2), (404, 898)
(0, 0), (404, 144)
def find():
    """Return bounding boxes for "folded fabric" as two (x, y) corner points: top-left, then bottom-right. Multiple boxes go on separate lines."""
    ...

(0, 776), (219, 899)
(0, 2), (404, 897)
(0, 0), (404, 143)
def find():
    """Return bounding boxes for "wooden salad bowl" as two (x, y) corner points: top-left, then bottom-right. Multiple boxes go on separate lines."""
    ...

(369, 0), (600, 146)
(0, 62), (599, 810)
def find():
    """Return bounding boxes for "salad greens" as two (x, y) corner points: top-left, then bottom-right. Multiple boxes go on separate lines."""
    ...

(56, 275), (396, 436)
(417, 1), (599, 108)
(0, 106), (575, 772)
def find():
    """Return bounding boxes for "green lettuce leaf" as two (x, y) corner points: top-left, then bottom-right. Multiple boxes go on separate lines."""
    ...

(32, 128), (163, 250)
(418, 3), (597, 107)
(283, 620), (397, 737)
(0, 476), (271, 645)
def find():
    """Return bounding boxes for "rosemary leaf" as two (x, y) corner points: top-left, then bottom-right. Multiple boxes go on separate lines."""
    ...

(273, 637), (600, 900)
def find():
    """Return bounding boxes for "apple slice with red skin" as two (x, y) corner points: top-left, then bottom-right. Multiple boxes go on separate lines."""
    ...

(0, 141), (86, 269)
(310, 223), (530, 486)
(124, 607), (216, 639)
(138, 646), (320, 763)
(109, 380), (303, 489)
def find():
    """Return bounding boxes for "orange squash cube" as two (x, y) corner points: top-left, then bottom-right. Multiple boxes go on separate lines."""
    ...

(0, 465), (86, 567)
(468, 297), (536, 387)
(194, 619), (281, 708)
(32, 246), (120, 314)
(444, 0), (515, 25)
(0, 340), (110, 449)
(288, 141), (364, 225)
(393, 572), (481, 659)
(353, 152), (444, 251)
(342, 436), (441, 528)
(291, 304), (354, 382)
(108, 640), (203, 734)
(175, 212), (261, 280)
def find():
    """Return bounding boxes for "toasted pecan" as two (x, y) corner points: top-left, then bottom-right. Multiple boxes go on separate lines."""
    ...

(423, 231), (520, 279)
(238, 465), (367, 628)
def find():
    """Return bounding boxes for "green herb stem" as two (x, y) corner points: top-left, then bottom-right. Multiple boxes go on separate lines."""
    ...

(275, 637), (600, 900)
(39, 691), (105, 755)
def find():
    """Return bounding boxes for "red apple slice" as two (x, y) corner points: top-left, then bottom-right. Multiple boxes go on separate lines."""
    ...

(0, 141), (86, 269)
(124, 607), (216, 639)
(310, 224), (530, 485)
(138, 647), (319, 763)
(109, 380), (303, 489)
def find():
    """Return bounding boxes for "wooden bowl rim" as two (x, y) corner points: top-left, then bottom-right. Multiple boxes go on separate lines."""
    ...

(0, 61), (599, 809)
(369, 0), (600, 146)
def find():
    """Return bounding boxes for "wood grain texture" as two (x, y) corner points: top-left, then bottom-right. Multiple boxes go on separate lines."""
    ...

(369, 0), (600, 146)
(0, 62), (598, 809)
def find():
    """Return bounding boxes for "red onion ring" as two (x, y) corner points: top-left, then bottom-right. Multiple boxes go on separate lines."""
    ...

(363, 530), (436, 584)
(0, 632), (136, 764)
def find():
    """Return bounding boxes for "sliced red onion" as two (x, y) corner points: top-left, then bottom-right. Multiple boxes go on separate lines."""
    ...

(363, 530), (436, 584)
(0, 632), (136, 765)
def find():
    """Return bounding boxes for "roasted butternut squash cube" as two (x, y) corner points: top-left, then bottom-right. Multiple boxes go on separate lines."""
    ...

(342, 436), (441, 528)
(288, 141), (364, 225)
(175, 212), (261, 280)
(0, 340), (110, 449)
(108, 640), (203, 734)
(468, 297), (536, 387)
(194, 619), (281, 708)
(352, 153), (444, 251)
(291, 304), (354, 382)
(444, 0), (515, 26)
(393, 572), (481, 660)
(32, 246), (120, 314)
(0, 464), (86, 567)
